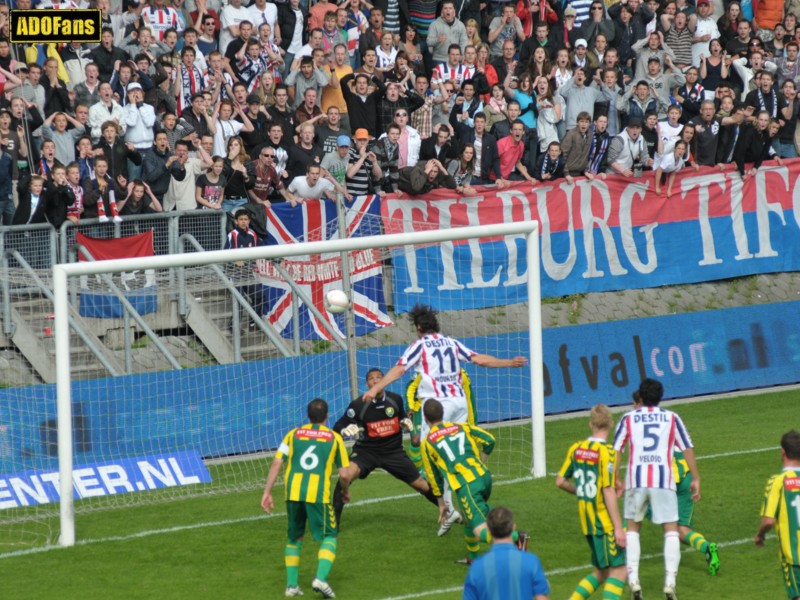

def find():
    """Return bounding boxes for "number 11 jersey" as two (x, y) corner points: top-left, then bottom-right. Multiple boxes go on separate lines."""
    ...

(397, 334), (477, 401)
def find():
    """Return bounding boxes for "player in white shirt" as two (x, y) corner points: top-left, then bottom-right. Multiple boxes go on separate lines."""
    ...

(362, 304), (527, 534)
(364, 304), (527, 430)
(613, 378), (701, 600)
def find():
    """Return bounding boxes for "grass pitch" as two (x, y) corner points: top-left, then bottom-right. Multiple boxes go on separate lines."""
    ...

(0, 388), (796, 599)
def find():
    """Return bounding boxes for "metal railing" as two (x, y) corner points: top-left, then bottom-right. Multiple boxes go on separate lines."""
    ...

(0, 208), (362, 379)
(74, 244), (182, 371)
(1, 223), (59, 336)
(178, 233), (294, 361)
(0, 211), (228, 379)
(3, 247), (122, 378)
(58, 210), (228, 262)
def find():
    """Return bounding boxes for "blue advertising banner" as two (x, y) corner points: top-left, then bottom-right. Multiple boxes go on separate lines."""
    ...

(1, 302), (798, 478)
(381, 166), (800, 313)
(0, 451), (211, 509)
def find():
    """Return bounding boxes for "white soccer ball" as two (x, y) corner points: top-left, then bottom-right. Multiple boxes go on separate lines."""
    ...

(325, 289), (350, 313)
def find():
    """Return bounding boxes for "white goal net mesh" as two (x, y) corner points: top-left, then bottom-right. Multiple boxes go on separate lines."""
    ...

(0, 215), (538, 550)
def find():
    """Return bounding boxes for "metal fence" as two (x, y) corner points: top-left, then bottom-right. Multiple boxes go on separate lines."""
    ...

(0, 212), (229, 373)
(57, 210), (229, 263)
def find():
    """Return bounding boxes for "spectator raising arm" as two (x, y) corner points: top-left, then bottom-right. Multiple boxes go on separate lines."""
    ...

(193, 136), (214, 169)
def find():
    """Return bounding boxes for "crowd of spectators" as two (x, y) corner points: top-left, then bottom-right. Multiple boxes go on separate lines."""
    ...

(0, 0), (797, 235)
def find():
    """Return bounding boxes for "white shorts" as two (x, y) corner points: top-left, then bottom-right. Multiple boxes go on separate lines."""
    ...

(624, 488), (679, 525)
(419, 398), (468, 441)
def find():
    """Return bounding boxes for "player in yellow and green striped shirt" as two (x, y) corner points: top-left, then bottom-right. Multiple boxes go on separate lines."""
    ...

(557, 404), (627, 600)
(421, 398), (497, 563)
(261, 398), (351, 599)
(756, 430), (800, 600)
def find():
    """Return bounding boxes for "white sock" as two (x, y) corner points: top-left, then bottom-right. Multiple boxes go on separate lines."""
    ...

(626, 531), (641, 583)
(664, 530), (681, 587)
(443, 484), (454, 513)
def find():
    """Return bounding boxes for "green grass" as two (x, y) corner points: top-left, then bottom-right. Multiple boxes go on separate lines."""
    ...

(1, 389), (797, 599)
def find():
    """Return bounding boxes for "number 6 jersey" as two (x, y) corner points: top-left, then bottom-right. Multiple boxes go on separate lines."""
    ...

(275, 423), (349, 504)
(613, 406), (694, 491)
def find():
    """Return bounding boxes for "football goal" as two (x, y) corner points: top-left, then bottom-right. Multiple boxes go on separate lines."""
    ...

(9, 220), (543, 549)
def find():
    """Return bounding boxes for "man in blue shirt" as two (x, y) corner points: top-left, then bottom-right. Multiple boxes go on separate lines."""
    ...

(463, 506), (550, 600)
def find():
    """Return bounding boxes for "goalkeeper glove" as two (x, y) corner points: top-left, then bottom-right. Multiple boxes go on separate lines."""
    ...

(341, 424), (361, 438)
(400, 418), (413, 431)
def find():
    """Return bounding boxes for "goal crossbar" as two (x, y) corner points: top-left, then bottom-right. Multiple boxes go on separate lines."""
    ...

(53, 220), (545, 547)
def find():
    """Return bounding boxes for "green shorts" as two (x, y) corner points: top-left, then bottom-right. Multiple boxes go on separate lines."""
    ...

(676, 477), (695, 528)
(585, 533), (626, 569)
(286, 500), (338, 542)
(781, 556), (800, 600)
(454, 472), (492, 531)
(642, 477), (694, 527)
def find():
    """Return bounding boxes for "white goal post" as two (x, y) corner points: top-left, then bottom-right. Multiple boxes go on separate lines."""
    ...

(53, 221), (545, 547)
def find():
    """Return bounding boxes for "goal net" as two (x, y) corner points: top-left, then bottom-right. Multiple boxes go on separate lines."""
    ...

(0, 218), (542, 550)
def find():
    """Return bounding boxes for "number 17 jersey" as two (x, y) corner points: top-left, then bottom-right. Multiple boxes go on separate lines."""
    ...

(397, 334), (476, 401)
(613, 406), (693, 491)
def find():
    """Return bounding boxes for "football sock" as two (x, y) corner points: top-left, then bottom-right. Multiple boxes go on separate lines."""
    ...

(285, 540), (302, 587)
(478, 528), (491, 544)
(332, 481), (345, 525)
(316, 537), (337, 581)
(569, 574), (599, 600)
(511, 530), (519, 543)
(465, 530), (480, 560)
(421, 486), (439, 506)
(626, 531), (641, 583)
(664, 531), (681, 587)
(443, 485), (454, 513)
(601, 577), (625, 600)
(685, 529), (709, 554)
(408, 442), (423, 471)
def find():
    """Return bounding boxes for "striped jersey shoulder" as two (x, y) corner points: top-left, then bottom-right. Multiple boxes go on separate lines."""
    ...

(292, 424), (336, 441)
(763, 472), (781, 494)
(781, 470), (800, 489)
(427, 421), (462, 442)
(578, 440), (615, 465)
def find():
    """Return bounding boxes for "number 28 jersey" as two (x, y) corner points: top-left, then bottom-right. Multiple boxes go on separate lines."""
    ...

(397, 334), (476, 401)
(275, 423), (349, 504)
(559, 438), (617, 536)
(613, 406), (693, 491)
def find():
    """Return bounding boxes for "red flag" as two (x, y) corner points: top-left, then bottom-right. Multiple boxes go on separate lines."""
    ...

(76, 231), (154, 262)
(76, 231), (158, 318)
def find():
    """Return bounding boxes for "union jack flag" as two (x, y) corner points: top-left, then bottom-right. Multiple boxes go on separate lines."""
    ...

(259, 195), (393, 340)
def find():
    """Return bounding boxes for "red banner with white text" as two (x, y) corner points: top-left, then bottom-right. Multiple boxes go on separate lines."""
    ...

(380, 162), (800, 311)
